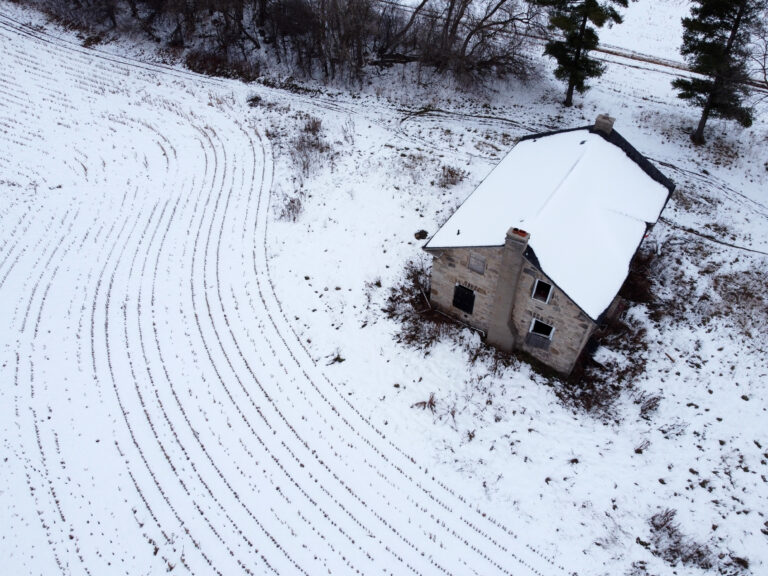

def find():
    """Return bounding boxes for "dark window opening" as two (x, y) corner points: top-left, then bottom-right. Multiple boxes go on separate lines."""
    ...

(530, 319), (554, 339)
(532, 279), (552, 303)
(526, 319), (554, 350)
(452, 285), (475, 314)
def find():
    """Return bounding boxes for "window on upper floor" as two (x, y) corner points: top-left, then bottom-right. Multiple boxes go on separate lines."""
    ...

(468, 253), (486, 275)
(532, 279), (552, 303)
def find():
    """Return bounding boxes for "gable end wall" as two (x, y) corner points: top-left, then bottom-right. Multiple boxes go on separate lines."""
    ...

(427, 246), (504, 334)
(510, 266), (597, 374)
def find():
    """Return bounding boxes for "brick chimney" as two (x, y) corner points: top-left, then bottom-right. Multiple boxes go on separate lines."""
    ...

(594, 114), (615, 135)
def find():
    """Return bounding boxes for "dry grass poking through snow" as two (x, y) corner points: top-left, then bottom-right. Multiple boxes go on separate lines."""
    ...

(650, 236), (768, 351)
(381, 255), (460, 351)
(634, 508), (751, 575)
(260, 110), (333, 222)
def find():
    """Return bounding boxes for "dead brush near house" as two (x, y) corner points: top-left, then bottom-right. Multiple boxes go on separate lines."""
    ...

(382, 257), (514, 371)
(649, 237), (768, 347)
(382, 256), (460, 350)
(649, 246), (708, 324)
(554, 244), (668, 417)
(558, 307), (651, 418)
(711, 268), (768, 342)
(620, 249), (656, 304)
(555, 351), (625, 418)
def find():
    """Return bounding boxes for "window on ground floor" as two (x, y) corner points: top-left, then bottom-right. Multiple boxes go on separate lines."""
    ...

(452, 284), (475, 314)
(526, 319), (554, 350)
(530, 319), (554, 338)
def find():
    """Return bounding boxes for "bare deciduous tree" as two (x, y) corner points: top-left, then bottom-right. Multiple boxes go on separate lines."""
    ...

(29, 0), (539, 81)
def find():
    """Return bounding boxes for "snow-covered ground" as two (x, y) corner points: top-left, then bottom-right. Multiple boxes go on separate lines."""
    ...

(1, 1), (767, 576)
(599, 0), (690, 63)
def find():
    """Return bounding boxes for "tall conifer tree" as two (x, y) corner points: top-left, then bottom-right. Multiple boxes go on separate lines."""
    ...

(673, 0), (765, 144)
(534, 0), (628, 106)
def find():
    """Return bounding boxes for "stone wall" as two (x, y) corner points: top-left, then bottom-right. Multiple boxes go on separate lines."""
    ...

(427, 245), (504, 334)
(426, 234), (598, 375)
(509, 266), (596, 375)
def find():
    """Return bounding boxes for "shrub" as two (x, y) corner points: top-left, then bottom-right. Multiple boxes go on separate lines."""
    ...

(290, 115), (329, 176)
(638, 392), (661, 420)
(185, 50), (260, 81)
(382, 256), (460, 350)
(436, 165), (468, 188)
(277, 191), (304, 222)
(412, 392), (437, 413)
(555, 314), (649, 419)
(619, 249), (656, 304)
(648, 509), (714, 570)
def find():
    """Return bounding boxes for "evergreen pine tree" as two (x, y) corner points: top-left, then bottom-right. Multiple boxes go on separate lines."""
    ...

(673, 0), (765, 144)
(534, 0), (628, 106)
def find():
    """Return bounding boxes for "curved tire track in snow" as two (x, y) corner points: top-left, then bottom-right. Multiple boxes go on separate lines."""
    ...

(0, 11), (567, 576)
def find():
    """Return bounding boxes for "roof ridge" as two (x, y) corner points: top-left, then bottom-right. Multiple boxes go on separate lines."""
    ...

(530, 138), (591, 224)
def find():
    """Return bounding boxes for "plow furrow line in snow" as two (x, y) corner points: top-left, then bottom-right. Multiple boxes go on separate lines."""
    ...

(0, 14), (226, 89)
(254, 210), (561, 575)
(98, 198), (224, 575)
(134, 121), (325, 574)
(203, 113), (477, 575)
(189, 115), (378, 575)
(0, 9), (570, 575)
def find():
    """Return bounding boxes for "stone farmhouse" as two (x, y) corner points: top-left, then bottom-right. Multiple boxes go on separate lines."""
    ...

(423, 116), (675, 375)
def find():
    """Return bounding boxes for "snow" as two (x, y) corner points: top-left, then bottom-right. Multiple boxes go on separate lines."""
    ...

(0, 7), (565, 576)
(425, 129), (670, 319)
(599, 0), (689, 64)
(1, 1), (767, 576)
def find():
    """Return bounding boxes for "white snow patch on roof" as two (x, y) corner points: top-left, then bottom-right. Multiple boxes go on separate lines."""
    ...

(425, 129), (670, 319)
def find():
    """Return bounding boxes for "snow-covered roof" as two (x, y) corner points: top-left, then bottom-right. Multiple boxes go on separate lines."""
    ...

(424, 127), (672, 320)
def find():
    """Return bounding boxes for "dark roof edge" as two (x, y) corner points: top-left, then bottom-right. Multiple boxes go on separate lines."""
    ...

(422, 243), (504, 252)
(590, 127), (676, 197)
(518, 125), (592, 142)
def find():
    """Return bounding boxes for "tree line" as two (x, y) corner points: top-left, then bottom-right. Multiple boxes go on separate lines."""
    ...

(33, 0), (542, 80)
(28, 0), (768, 144)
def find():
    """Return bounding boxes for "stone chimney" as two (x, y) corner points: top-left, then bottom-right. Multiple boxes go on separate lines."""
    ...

(594, 114), (615, 135)
(506, 227), (530, 247)
(486, 227), (530, 351)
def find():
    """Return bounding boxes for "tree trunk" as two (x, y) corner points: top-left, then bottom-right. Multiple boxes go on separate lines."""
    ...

(256, 0), (267, 28)
(378, 0), (430, 56)
(565, 11), (589, 107)
(691, 1), (747, 144)
(691, 100), (712, 144)
(441, 0), (457, 53)
(126, 0), (139, 19)
(459, 0), (506, 60)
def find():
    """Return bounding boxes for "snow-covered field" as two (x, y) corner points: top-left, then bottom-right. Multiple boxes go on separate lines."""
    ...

(1, 1), (767, 576)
